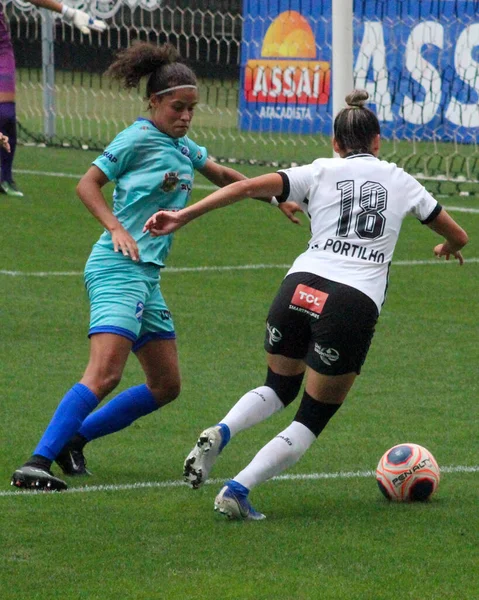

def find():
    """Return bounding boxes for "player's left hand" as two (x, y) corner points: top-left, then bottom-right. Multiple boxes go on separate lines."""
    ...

(143, 210), (186, 237)
(433, 242), (464, 265)
(278, 201), (303, 225)
(0, 133), (10, 153)
(63, 7), (107, 34)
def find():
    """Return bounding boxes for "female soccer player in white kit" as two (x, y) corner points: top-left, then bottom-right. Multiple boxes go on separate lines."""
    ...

(144, 89), (468, 520)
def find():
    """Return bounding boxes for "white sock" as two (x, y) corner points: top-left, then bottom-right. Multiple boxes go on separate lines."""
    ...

(233, 421), (316, 490)
(220, 386), (284, 437)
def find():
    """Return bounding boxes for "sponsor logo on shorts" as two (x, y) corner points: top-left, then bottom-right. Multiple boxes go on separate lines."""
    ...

(266, 322), (282, 345)
(161, 171), (179, 192)
(135, 302), (144, 322)
(314, 344), (339, 366)
(289, 284), (329, 318)
(159, 310), (172, 321)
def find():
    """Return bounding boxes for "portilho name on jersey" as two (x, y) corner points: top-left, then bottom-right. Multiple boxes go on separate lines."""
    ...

(315, 239), (386, 263)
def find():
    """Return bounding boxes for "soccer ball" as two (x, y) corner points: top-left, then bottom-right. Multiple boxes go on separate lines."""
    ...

(376, 443), (440, 501)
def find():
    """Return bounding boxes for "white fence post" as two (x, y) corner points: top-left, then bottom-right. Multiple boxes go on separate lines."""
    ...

(41, 8), (56, 140)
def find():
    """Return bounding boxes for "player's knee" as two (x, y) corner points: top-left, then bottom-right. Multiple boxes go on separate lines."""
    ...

(149, 379), (181, 406)
(265, 367), (304, 407)
(83, 371), (122, 399)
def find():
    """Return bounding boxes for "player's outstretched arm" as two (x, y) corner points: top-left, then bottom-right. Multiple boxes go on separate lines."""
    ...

(199, 159), (302, 224)
(427, 208), (468, 265)
(29, 0), (107, 33)
(143, 173), (288, 236)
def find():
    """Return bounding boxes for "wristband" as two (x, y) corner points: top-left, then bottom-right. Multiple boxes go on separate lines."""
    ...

(61, 5), (75, 20)
(270, 197), (279, 207)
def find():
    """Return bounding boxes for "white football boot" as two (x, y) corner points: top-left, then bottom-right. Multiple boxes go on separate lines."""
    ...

(183, 426), (225, 489)
(214, 484), (266, 521)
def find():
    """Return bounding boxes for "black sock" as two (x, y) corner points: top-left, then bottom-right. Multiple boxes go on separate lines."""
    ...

(24, 455), (53, 471)
(70, 433), (88, 450)
(294, 391), (342, 437)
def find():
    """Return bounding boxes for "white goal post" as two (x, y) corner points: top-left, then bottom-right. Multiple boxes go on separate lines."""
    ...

(332, 0), (354, 157)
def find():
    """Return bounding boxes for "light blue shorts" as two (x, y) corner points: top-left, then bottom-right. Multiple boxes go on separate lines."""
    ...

(84, 249), (175, 352)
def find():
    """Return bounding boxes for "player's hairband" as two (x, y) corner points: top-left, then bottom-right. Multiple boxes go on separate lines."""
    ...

(155, 85), (197, 96)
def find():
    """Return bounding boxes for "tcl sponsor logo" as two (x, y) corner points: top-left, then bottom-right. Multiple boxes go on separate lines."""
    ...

(291, 284), (328, 315)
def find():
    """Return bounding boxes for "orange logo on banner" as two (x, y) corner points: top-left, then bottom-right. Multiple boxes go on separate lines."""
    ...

(291, 284), (329, 314)
(244, 11), (330, 105)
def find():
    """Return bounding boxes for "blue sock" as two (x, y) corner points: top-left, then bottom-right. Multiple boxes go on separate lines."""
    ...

(217, 422), (231, 451)
(226, 479), (250, 497)
(78, 384), (159, 442)
(34, 383), (99, 461)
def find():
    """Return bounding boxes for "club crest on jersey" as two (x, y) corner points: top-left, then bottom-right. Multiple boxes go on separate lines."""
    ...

(135, 302), (144, 322)
(161, 172), (179, 192)
(180, 146), (190, 156)
(289, 284), (329, 318)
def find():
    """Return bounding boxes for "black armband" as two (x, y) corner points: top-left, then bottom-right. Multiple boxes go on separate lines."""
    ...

(275, 171), (290, 203)
(421, 203), (442, 224)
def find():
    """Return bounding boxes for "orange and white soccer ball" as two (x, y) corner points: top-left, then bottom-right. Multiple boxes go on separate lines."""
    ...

(376, 443), (440, 501)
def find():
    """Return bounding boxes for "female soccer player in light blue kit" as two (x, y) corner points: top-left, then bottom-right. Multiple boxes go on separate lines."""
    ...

(11, 42), (299, 491)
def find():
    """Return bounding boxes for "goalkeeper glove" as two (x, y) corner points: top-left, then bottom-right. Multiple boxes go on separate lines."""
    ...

(61, 5), (107, 34)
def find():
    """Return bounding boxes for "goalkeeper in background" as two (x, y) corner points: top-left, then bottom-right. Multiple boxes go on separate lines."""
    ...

(0, 0), (106, 197)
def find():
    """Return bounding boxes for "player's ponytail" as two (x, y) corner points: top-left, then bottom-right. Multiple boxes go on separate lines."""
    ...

(106, 42), (197, 101)
(333, 89), (380, 155)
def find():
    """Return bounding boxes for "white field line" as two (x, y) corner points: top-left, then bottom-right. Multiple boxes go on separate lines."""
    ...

(444, 206), (479, 213)
(5, 169), (477, 277)
(1, 464), (477, 498)
(12, 168), (479, 213)
(1, 257), (479, 278)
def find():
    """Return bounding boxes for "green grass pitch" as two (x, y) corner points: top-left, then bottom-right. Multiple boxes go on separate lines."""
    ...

(0, 145), (478, 599)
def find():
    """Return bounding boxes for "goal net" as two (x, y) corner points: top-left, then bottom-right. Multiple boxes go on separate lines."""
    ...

(6, 0), (478, 195)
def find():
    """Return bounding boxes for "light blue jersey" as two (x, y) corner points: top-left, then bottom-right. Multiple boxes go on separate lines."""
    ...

(91, 118), (208, 266)
(84, 119), (208, 345)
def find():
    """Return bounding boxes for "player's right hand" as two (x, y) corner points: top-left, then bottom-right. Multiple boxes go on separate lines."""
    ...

(0, 133), (10, 153)
(143, 211), (185, 237)
(111, 226), (140, 262)
(62, 6), (107, 34)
